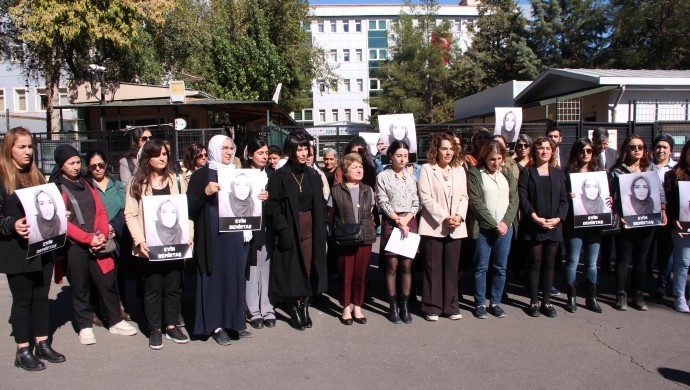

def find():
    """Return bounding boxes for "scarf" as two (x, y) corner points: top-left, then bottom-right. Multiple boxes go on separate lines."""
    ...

(49, 145), (80, 182)
(229, 192), (255, 217)
(580, 180), (605, 214)
(207, 135), (236, 171)
(155, 200), (183, 245)
(629, 176), (655, 214)
(35, 190), (62, 238)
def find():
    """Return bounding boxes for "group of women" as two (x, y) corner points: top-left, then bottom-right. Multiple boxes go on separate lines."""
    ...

(1, 126), (689, 372)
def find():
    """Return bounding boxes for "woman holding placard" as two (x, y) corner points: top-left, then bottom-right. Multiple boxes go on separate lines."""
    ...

(468, 140), (518, 319)
(125, 139), (191, 349)
(187, 135), (251, 344)
(518, 136), (568, 318)
(663, 139), (690, 312)
(328, 153), (376, 325)
(242, 139), (275, 329)
(51, 145), (138, 345)
(0, 127), (65, 371)
(418, 132), (469, 321)
(563, 138), (608, 313)
(375, 140), (419, 324)
(609, 135), (666, 311)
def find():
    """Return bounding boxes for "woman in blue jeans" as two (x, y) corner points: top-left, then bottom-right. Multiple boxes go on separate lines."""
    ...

(663, 139), (690, 313)
(468, 140), (518, 319)
(563, 138), (610, 313)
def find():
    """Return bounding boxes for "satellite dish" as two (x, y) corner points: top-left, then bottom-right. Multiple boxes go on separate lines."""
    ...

(174, 118), (187, 130)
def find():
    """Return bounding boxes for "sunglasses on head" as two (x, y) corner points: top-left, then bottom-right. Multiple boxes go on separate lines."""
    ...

(140, 136), (152, 141)
(88, 163), (106, 170)
(628, 144), (644, 152)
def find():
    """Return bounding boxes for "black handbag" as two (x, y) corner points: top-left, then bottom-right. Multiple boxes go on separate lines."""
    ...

(601, 213), (621, 236)
(332, 223), (364, 246)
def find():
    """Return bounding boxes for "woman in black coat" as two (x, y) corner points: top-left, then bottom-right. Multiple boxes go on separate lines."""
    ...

(265, 130), (327, 331)
(0, 127), (65, 371)
(518, 136), (568, 318)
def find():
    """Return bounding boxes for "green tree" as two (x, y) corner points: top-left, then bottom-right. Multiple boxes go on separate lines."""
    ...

(449, 0), (541, 99)
(601, 0), (690, 69)
(370, 0), (456, 124)
(8, 0), (174, 131)
(529, 0), (608, 69)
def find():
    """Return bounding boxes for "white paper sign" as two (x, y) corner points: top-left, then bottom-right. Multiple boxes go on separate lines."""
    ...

(217, 167), (267, 231)
(618, 171), (663, 228)
(359, 132), (382, 155)
(383, 227), (420, 259)
(377, 113), (417, 153)
(494, 107), (522, 143)
(15, 183), (67, 258)
(143, 194), (192, 260)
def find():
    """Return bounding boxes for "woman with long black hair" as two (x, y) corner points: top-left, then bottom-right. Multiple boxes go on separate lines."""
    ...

(609, 135), (666, 311)
(0, 127), (65, 371)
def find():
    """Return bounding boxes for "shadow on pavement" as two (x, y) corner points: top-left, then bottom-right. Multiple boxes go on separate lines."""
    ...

(658, 368), (690, 386)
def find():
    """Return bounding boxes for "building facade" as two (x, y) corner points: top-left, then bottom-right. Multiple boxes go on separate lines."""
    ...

(298, 2), (479, 126)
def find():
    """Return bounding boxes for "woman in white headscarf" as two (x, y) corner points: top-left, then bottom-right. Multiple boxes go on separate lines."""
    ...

(187, 135), (250, 345)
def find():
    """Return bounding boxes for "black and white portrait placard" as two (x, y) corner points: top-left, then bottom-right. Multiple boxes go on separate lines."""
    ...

(377, 113), (417, 154)
(142, 194), (192, 261)
(618, 171), (662, 228)
(15, 183), (67, 258)
(569, 172), (612, 228)
(217, 167), (266, 231)
(679, 182), (690, 232)
(359, 132), (381, 156)
(494, 107), (522, 143)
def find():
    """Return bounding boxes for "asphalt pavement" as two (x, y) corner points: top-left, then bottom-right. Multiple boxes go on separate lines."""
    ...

(0, 239), (688, 390)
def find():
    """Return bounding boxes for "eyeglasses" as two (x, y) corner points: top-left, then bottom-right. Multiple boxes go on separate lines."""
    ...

(579, 148), (593, 155)
(88, 163), (106, 170)
(516, 144), (529, 149)
(197, 153), (208, 158)
(140, 136), (152, 141)
(628, 144), (645, 152)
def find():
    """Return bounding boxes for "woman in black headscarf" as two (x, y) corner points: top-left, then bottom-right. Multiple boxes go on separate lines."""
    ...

(151, 200), (185, 245)
(623, 175), (656, 215)
(229, 173), (255, 217)
(574, 178), (606, 215)
(29, 189), (63, 242)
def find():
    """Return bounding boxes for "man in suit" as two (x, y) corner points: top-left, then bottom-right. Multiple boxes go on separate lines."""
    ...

(592, 128), (618, 170)
(547, 128), (567, 168)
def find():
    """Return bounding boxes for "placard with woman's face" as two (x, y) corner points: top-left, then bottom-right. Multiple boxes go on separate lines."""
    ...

(217, 167), (267, 231)
(377, 113), (417, 154)
(15, 183), (67, 258)
(142, 194), (192, 260)
(618, 171), (663, 227)
(679, 182), (690, 232)
(569, 172), (612, 228)
(494, 107), (523, 143)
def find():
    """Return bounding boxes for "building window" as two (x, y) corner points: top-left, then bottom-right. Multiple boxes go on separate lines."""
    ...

(0, 90), (5, 111)
(356, 79), (363, 92)
(355, 49), (363, 61)
(369, 20), (376, 30)
(14, 88), (27, 112)
(304, 109), (313, 121)
(368, 30), (387, 48)
(293, 111), (303, 121)
(59, 88), (69, 105)
(343, 49), (350, 62)
(329, 79), (338, 92)
(36, 88), (48, 111)
(332, 109), (338, 122)
(344, 79), (351, 92)
(330, 49), (337, 62)
(318, 80), (326, 93)
(355, 20), (362, 32)
(369, 20), (387, 31)
(345, 109), (351, 122)
(370, 79), (380, 90)
(319, 110), (326, 122)
(317, 20), (324, 32)
(343, 20), (349, 32)
(330, 20), (336, 32)
(303, 21), (311, 31)
(357, 109), (364, 122)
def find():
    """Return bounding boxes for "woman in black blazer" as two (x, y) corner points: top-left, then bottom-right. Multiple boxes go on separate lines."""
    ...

(518, 136), (568, 318)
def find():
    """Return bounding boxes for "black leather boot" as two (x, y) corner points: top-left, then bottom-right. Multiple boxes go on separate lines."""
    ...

(631, 291), (648, 311)
(565, 283), (577, 313)
(289, 299), (304, 331)
(15, 347), (45, 371)
(585, 280), (603, 313)
(388, 296), (401, 324)
(399, 295), (412, 324)
(299, 296), (313, 328)
(34, 340), (66, 363)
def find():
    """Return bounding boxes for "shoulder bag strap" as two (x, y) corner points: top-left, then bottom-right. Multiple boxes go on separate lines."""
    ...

(62, 186), (87, 231)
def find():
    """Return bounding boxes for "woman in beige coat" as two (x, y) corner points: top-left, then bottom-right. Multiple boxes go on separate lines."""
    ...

(125, 139), (194, 350)
(418, 133), (469, 321)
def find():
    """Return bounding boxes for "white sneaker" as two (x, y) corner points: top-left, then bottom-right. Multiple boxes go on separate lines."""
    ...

(109, 320), (138, 336)
(448, 312), (463, 320)
(674, 297), (690, 313)
(79, 327), (96, 345)
(425, 314), (439, 321)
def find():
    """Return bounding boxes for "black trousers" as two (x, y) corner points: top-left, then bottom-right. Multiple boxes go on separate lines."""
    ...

(422, 236), (462, 316)
(66, 244), (121, 330)
(528, 240), (559, 305)
(6, 260), (52, 344)
(143, 260), (183, 330)
(616, 227), (655, 293)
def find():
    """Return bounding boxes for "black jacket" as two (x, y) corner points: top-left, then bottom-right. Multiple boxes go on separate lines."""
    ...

(518, 166), (569, 242)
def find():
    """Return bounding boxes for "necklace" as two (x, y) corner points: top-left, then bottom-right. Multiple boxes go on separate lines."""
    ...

(291, 172), (305, 192)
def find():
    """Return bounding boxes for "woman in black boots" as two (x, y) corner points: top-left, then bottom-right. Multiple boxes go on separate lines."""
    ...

(265, 130), (327, 330)
(0, 127), (65, 371)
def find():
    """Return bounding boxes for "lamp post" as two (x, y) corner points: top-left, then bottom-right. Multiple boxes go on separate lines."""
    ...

(88, 64), (107, 131)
